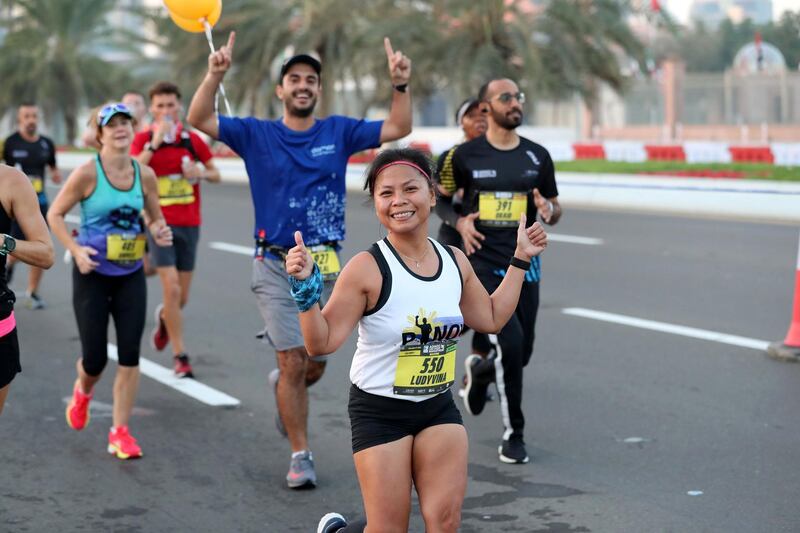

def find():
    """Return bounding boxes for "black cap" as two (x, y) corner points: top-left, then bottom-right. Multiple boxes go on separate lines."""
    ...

(455, 97), (481, 124)
(279, 54), (322, 80)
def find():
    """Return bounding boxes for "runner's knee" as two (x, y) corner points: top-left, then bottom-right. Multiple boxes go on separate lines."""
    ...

(277, 348), (308, 382)
(163, 279), (181, 304)
(305, 359), (326, 384)
(81, 353), (107, 377)
(420, 502), (461, 533)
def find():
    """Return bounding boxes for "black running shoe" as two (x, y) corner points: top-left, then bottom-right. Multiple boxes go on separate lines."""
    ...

(463, 354), (493, 416)
(499, 435), (530, 464)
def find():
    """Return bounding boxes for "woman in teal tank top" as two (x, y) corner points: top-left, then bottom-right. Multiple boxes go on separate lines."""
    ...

(48, 103), (172, 460)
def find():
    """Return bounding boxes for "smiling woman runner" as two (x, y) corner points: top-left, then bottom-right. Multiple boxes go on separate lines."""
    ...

(48, 103), (172, 460)
(284, 148), (548, 533)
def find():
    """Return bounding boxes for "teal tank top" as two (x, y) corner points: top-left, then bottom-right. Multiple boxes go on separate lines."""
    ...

(77, 154), (145, 276)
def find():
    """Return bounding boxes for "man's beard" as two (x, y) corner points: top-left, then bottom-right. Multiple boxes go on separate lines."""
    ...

(492, 108), (522, 130)
(24, 125), (37, 136)
(287, 94), (317, 118)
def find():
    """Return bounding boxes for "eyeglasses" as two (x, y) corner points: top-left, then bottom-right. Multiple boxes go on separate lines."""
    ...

(97, 103), (132, 126)
(494, 92), (526, 105)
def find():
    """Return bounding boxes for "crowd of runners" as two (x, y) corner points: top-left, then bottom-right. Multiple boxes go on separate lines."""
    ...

(0, 31), (562, 533)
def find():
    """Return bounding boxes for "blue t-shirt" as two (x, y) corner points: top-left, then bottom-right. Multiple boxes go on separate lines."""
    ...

(219, 115), (382, 250)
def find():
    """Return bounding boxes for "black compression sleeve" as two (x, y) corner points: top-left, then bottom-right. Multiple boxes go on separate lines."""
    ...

(435, 193), (460, 227)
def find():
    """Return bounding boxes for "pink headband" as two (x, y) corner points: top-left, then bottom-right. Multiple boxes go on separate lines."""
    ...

(374, 160), (430, 180)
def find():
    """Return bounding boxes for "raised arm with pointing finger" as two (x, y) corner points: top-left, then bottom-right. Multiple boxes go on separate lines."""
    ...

(187, 32), (415, 489)
(187, 31), (236, 139)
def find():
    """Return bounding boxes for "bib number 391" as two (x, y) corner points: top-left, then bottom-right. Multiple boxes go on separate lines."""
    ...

(478, 191), (527, 227)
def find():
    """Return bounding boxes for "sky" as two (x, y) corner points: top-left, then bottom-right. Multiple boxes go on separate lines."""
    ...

(663, 0), (798, 23)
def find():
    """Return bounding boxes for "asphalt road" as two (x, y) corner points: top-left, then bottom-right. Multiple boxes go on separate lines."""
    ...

(1, 181), (798, 533)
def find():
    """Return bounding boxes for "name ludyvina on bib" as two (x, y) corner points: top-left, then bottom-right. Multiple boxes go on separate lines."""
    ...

(393, 309), (463, 396)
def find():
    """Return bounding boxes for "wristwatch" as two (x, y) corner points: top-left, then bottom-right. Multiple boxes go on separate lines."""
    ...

(0, 234), (16, 256)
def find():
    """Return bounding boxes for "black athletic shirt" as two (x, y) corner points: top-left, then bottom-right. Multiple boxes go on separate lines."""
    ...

(451, 135), (558, 269)
(2, 132), (56, 203)
(0, 186), (15, 314)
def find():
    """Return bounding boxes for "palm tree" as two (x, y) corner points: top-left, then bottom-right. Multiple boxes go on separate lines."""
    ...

(0, 0), (137, 144)
(151, 0), (647, 123)
(145, 0), (298, 118)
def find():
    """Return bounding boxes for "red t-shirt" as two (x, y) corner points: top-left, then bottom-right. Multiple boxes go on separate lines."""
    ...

(131, 124), (213, 227)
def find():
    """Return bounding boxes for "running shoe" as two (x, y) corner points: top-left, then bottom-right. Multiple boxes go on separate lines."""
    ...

(463, 354), (494, 416)
(317, 513), (347, 533)
(286, 450), (317, 489)
(107, 426), (143, 460)
(150, 303), (168, 351)
(458, 373), (495, 401)
(26, 291), (45, 310)
(269, 368), (288, 438)
(65, 383), (92, 431)
(498, 435), (530, 464)
(173, 353), (194, 378)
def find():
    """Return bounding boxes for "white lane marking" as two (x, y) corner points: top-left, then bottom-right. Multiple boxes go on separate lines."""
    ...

(65, 214), (80, 224)
(209, 241), (251, 256)
(549, 233), (604, 245)
(562, 307), (770, 351)
(107, 343), (241, 407)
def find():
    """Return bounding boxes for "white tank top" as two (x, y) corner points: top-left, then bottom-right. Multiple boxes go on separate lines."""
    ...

(350, 238), (464, 401)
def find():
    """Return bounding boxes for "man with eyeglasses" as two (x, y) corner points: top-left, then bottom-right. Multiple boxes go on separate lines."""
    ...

(450, 78), (561, 465)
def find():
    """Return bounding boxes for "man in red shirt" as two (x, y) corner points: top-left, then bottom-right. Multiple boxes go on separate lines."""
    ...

(131, 81), (220, 377)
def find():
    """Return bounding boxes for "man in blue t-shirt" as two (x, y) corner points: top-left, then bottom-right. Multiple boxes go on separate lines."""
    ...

(188, 32), (412, 489)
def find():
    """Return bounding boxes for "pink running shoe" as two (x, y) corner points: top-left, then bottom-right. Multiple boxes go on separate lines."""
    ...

(107, 426), (143, 460)
(65, 384), (92, 431)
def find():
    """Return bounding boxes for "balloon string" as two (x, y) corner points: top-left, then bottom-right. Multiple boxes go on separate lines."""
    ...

(202, 20), (232, 116)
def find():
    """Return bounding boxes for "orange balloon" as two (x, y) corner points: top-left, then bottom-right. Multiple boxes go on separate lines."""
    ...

(164, 0), (218, 21)
(168, 0), (221, 33)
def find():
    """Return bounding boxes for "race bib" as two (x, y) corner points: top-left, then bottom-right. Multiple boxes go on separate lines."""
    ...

(30, 176), (43, 194)
(309, 245), (341, 281)
(157, 174), (195, 206)
(393, 340), (456, 396)
(106, 233), (145, 262)
(478, 191), (527, 227)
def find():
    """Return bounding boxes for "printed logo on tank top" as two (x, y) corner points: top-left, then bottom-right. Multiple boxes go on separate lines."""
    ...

(106, 205), (145, 263)
(394, 308), (463, 396)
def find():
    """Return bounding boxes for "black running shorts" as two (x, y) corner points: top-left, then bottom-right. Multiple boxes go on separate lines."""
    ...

(0, 328), (20, 388)
(348, 384), (463, 454)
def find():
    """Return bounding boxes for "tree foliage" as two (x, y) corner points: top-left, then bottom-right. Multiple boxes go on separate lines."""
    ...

(0, 0), (138, 143)
(658, 10), (800, 72)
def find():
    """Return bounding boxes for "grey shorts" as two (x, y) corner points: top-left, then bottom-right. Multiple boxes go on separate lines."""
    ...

(251, 257), (334, 353)
(147, 225), (200, 272)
